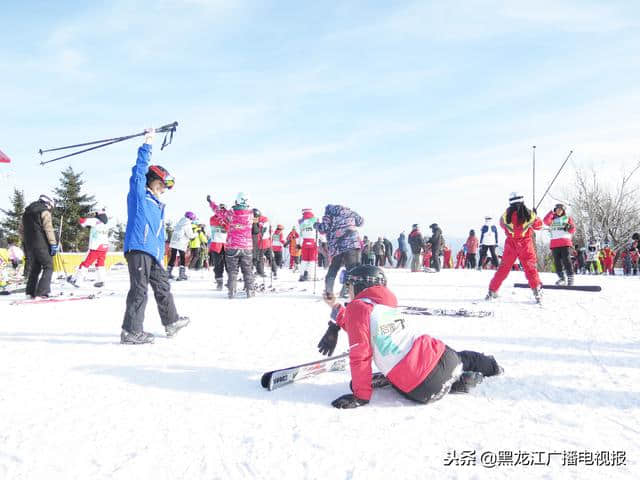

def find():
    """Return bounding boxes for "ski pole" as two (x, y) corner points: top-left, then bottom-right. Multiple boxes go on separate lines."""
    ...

(535, 150), (573, 211)
(313, 228), (319, 295)
(532, 146), (536, 209)
(39, 122), (178, 165)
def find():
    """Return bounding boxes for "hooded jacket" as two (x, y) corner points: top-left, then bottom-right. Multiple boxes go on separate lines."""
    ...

(333, 285), (446, 401)
(22, 200), (57, 252)
(316, 205), (363, 257)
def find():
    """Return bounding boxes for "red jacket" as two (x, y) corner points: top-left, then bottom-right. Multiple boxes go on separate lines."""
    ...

(500, 210), (542, 240)
(257, 216), (272, 249)
(465, 235), (479, 254)
(334, 285), (446, 401)
(208, 210), (229, 254)
(543, 211), (576, 248)
(271, 229), (285, 252)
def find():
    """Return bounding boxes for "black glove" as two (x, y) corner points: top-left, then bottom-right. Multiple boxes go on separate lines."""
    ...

(317, 321), (340, 356)
(206, 195), (211, 203)
(564, 223), (571, 231)
(331, 393), (369, 409)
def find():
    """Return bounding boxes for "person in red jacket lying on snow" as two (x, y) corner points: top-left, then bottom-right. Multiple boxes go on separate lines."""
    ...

(317, 265), (503, 409)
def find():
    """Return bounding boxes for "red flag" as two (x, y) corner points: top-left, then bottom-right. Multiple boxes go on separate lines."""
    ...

(0, 149), (11, 163)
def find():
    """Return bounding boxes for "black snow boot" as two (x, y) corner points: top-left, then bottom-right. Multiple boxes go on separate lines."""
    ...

(567, 274), (575, 286)
(299, 271), (309, 282)
(168, 266), (174, 280)
(555, 273), (567, 286)
(177, 266), (188, 281)
(450, 371), (484, 394)
(216, 278), (223, 291)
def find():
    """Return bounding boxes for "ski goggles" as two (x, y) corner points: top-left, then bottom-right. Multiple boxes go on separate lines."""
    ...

(163, 175), (175, 189)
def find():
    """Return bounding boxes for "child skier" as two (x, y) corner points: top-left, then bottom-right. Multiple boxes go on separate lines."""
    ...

(68, 208), (110, 287)
(271, 224), (285, 274)
(286, 226), (300, 270)
(317, 265), (503, 408)
(599, 243), (615, 275)
(207, 198), (228, 290)
(543, 204), (576, 285)
(298, 208), (318, 281)
(168, 211), (197, 280)
(486, 192), (543, 303)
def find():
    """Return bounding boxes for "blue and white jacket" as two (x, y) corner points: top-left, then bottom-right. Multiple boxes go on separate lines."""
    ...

(124, 144), (166, 263)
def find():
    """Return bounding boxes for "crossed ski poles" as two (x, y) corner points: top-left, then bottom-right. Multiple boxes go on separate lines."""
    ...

(39, 122), (178, 165)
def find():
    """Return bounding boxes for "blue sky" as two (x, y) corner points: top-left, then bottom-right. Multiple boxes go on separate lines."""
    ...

(2, 0), (640, 244)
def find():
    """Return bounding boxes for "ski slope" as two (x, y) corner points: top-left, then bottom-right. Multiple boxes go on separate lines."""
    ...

(1, 266), (638, 479)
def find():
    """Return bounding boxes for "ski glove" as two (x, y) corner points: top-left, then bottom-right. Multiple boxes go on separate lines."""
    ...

(49, 244), (58, 256)
(317, 321), (340, 356)
(206, 195), (211, 203)
(331, 394), (369, 409)
(564, 223), (572, 231)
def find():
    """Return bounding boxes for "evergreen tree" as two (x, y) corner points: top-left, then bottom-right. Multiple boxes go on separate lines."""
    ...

(110, 222), (126, 251)
(0, 188), (26, 245)
(53, 167), (96, 252)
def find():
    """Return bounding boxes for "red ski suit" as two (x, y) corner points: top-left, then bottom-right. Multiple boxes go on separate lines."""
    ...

(600, 247), (615, 274)
(208, 208), (229, 254)
(333, 285), (446, 401)
(489, 210), (542, 292)
(455, 250), (465, 269)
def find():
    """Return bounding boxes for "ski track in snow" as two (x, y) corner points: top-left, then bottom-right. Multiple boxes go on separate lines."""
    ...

(0, 267), (638, 479)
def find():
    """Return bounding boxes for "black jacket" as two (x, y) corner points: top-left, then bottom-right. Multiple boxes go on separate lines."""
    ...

(22, 201), (55, 252)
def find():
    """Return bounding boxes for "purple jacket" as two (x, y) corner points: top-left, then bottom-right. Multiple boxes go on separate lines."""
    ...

(316, 204), (364, 256)
(210, 201), (252, 249)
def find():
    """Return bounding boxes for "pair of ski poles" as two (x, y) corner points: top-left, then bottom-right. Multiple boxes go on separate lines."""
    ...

(38, 122), (179, 165)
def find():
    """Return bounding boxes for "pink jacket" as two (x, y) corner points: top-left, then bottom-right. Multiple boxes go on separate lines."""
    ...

(210, 201), (252, 249)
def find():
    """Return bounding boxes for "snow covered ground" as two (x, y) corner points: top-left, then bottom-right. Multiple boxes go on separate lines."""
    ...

(1, 266), (638, 479)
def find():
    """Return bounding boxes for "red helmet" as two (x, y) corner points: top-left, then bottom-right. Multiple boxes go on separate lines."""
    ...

(146, 165), (174, 189)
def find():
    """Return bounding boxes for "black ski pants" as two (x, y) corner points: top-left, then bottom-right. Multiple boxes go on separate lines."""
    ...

(209, 249), (226, 281)
(25, 246), (53, 297)
(122, 251), (178, 333)
(397, 348), (500, 404)
(273, 250), (283, 268)
(552, 246), (574, 278)
(188, 247), (200, 270)
(431, 246), (441, 272)
(325, 248), (360, 294)
(466, 253), (477, 269)
(225, 248), (254, 292)
(168, 248), (186, 267)
(479, 245), (499, 268)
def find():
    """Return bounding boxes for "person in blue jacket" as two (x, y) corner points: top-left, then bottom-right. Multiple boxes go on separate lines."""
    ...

(121, 128), (190, 344)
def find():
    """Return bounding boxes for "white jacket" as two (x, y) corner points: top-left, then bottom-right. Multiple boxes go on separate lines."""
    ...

(169, 217), (196, 251)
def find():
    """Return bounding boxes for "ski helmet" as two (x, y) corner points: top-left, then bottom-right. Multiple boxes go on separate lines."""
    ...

(235, 192), (249, 206)
(252, 208), (261, 217)
(39, 194), (55, 209)
(185, 211), (196, 221)
(276, 224), (284, 230)
(146, 165), (174, 189)
(509, 192), (524, 205)
(344, 265), (387, 296)
(554, 203), (566, 213)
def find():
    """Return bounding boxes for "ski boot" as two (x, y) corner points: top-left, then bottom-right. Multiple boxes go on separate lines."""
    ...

(120, 329), (155, 345)
(299, 271), (309, 282)
(66, 275), (78, 287)
(216, 278), (223, 291)
(532, 286), (543, 304)
(567, 274), (575, 286)
(451, 371), (484, 393)
(177, 266), (188, 281)
(165, 316), (190, 337)
(168, 267), (175, 280)
(245, 286), (255, 298)
(555, 273), (567, 286)
(228, 288), (236, 299)
(485, 290), (498, 301)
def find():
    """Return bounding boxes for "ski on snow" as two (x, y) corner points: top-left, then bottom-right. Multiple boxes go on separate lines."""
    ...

(399, 305), (493, 318)
(513, 283), (602, 292)
(261, 352), (349, 391)
(9, 290), (114, 305)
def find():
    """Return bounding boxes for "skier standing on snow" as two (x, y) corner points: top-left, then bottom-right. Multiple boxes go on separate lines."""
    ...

(315, 204), (363, 296)
(543, 204), (576, 285)
(373, 237), (386, 267)
(209, 192), (255, 298)
(599, 242), (615, 275)
(396, 232), (408, 268)
(486, 192), (543, 303)
(427, 224), (443, 272)
(187, 223), (207, 273)
(21, 194), (58, 298)
(407, 224), (423, 272)
(68, 208), (110, 288)
(257, 212), (277, 279)
(464, 229), (479, 269)
(586, 240), (600, 274)
(285, 226), (299, 270)
(383, 237), (393, 267)
(207, 197), (228, 290)
(478, 216), (499, 270)
(168, 211), (197, 280)
(271, 224), (285, 273)
(121, 129), (189, 344)
(317, 265), (503, 408)
(298, 208), (318, 281)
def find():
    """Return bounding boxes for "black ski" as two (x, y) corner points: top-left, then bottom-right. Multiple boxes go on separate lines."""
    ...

(513, 283), (602, 292)
(261, 352), (349, 391)
(399, 305), (493, 318)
